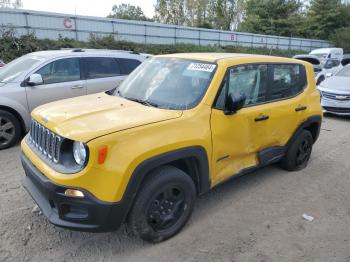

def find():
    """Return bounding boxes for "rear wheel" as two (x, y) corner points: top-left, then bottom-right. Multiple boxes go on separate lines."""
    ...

(279, 130), (313, 171)
(128, 166), (196, 243)
(0, 110), (21, 150)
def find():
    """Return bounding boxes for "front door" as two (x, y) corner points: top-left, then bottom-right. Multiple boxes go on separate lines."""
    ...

(210, 64), (271, 185)
(26, 57), (86, 112)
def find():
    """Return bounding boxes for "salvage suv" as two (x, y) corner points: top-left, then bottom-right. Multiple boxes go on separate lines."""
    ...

(21, 53), (322, 243)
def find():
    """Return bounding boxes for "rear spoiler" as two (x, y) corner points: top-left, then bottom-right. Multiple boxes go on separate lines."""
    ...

(293, 55), (321, 65)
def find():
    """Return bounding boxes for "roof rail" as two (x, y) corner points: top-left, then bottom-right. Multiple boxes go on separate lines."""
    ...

(58, 48), (142, 54)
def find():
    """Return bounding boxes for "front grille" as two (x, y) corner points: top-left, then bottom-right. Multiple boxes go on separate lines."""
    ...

(322, 91), (350, 101)
(323, 107), (350, 114)
(29, 119), (62, 163)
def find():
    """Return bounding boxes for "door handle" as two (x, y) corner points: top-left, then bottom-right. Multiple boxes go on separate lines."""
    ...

(295, 106), (307, 112)
(255, 115), (269, 122)
(72, 85), (84, 89)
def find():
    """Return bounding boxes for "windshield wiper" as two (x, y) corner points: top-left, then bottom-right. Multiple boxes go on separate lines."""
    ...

(124, 96), (159, 108)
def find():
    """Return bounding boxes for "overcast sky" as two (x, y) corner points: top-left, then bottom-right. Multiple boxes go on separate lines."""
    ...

(22, 0), (157, 18)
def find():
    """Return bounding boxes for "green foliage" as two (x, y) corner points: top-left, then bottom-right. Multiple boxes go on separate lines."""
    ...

(330, 27), (350, 53)
(154, 0), (186, 25)
(154, 0), (243, 30)
(239, 0), (303, 37)
(108, 3), (152, 21)
(305, 0), (350, 40)
(0, 29), (304, 63)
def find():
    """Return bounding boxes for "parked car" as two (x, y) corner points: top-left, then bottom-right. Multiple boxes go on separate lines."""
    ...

(0, 59), (5, 68)
(310, 48), (343, 62)
(293, 55), (342, 85)
(318, 64), (350, 115)
(0, 49), (147, 149)
(21, 53), (322, 243)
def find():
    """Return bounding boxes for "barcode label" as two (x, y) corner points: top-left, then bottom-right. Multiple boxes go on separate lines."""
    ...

(187, 63), (216, 72)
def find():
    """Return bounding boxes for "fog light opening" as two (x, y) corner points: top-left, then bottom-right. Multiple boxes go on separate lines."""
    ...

(64, 189), (85, 198)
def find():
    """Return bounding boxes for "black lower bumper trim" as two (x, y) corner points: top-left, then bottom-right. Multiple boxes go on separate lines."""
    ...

(21, 153), (130, 232)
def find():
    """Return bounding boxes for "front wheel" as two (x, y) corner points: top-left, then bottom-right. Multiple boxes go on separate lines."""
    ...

(279, 130), (313, 171)
(127, 166), (196, 243)
(0, 110), (21, 150)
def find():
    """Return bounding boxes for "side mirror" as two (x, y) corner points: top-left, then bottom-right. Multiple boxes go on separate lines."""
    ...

(27, 74), (43, 86)
(224, 93), (246, 115)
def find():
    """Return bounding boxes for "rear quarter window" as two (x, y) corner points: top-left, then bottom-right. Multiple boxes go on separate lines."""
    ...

(118, 58), (142, 75)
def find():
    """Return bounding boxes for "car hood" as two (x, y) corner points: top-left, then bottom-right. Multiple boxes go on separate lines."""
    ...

(319, 76), (350, 93)
(32, 93), (183, 142)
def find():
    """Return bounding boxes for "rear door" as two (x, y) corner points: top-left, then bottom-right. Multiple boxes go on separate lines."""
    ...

(265, 63), (308, 146)
(82, 57), (125, 94)
(26, 57), (86, 112)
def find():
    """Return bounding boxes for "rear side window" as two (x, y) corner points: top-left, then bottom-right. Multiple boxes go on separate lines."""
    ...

(268, 64), (306, 101)
(118, 58), (142, 75)
(83, 57), (121, 79)
(36, 58), (81, 84)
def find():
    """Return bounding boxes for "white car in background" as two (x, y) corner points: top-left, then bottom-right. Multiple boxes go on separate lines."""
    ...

(293, 55), (342, 85)
(318, 65), (350, 115)
(0, 49), (147, 149)
(310, 48), (343, 62)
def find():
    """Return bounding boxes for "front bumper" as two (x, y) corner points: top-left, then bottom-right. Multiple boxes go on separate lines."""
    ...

(21, 153), (130, 232)
(321, 98), (350, 116)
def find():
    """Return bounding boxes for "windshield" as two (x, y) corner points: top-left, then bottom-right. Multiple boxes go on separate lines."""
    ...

(0, 56), (44, 83)
(336, 66), (350, 77)
(312, 53), (329, 60)
(116, 58), (217, 110)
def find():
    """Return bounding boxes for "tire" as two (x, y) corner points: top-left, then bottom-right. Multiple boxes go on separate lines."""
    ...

(0, 110), (21, 150)
(127, 165), (196, 243)
(279, 130), (313, 171)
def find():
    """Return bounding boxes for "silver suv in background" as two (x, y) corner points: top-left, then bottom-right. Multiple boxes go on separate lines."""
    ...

(0, 49), (147, 149)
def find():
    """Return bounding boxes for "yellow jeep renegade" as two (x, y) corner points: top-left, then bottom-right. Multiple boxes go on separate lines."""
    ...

(21, 53), (322, 242)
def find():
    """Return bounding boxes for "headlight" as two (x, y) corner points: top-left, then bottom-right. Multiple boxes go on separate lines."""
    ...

(73, 141), (87, 166)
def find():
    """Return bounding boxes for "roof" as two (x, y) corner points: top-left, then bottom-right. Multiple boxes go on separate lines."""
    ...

(156, 53), (302, 64)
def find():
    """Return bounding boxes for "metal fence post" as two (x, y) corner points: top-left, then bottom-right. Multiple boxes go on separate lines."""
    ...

(23, 11), (29, 35)
(74, 16), (78, 41)
(198, 29), (201, 45)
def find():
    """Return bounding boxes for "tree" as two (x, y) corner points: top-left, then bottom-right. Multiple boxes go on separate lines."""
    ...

(108, 3), (151, 21)
(154, 0), (186, 25)
(330, 27), (350, 52)
(239, 0), (304, 37)
(208, 0), (237, 30)
(0, 0), (22, 8)
(305, 0), (350, 39)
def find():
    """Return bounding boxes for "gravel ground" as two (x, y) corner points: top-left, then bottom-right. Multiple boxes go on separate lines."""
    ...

(1, 115), (350, 262)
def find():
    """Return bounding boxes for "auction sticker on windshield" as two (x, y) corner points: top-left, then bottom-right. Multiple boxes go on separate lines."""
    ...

(187, 63), (216, 72)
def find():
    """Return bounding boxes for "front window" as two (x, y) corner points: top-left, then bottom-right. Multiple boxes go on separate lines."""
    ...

(0, 56), (44, 83)
(116, 58), (216, 110)
(336, 66), (350, 77)
(36, 58), (81, 84)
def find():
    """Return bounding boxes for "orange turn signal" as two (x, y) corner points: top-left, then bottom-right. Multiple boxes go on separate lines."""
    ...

(98, 146), (108, 164)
